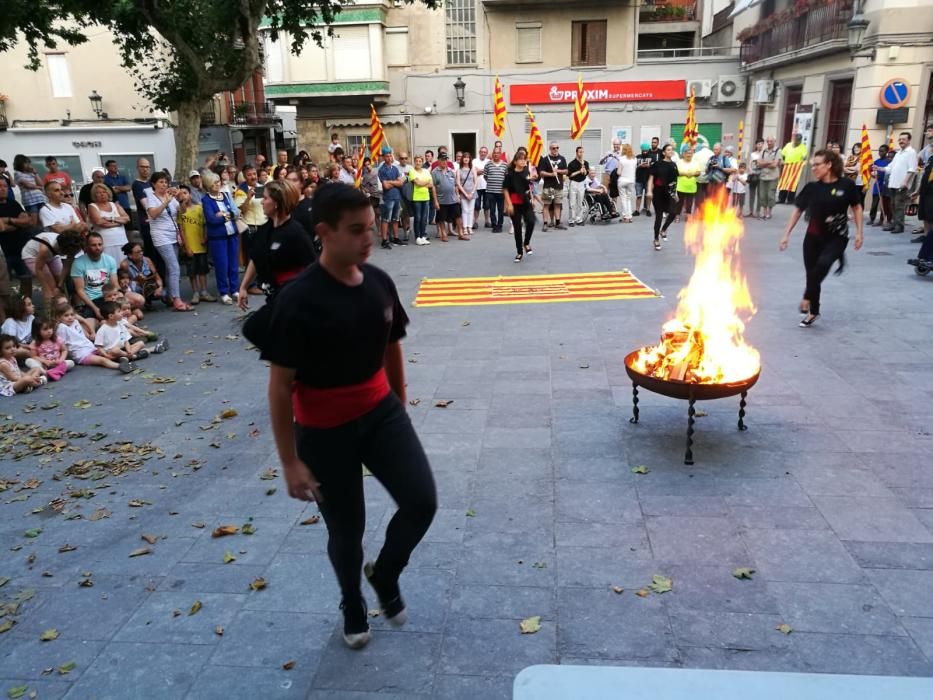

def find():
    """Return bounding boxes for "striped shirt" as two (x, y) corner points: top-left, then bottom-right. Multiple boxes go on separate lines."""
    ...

(483, 162), (508, 194)
(14, 170), (47, 208)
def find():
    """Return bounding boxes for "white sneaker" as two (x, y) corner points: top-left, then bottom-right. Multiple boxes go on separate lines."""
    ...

(424, 237), (431, 245)
(415, 237), (425, 246)
(221, 294), (233, 305)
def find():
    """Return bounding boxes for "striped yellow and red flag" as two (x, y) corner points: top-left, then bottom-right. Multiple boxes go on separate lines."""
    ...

(570, 74), (589, 141)
(369, 104), (386, 157)
(526, 106), (543, 166)
(353, 145), (365, 188)
(859, 123), (873, 191)
(737, 119), (744, 158)
(492, 76), (507, 139)
(683, 87), (698, 149)
(777, 161), (806, 192)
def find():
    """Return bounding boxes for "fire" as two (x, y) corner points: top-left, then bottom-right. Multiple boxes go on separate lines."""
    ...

(631, 191), (760, 384)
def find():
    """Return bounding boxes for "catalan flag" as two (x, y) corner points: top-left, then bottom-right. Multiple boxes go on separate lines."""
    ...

(369, 104), (386, 157)
(526, 106), (543, 166)
(570, 74), (589, 141)
(859, 123), (873, 191)
(683, 86), (698, 149)
(777, 161), (806, 193)
(353, 144), (365, 188)
(737, 119), (744, 159)
(493, 76), (507, 139)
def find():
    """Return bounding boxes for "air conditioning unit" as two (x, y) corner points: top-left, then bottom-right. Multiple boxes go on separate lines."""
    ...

(753, 79), (776, 104)
(686, 79), (713, 99)
(714, 75), (747, 104)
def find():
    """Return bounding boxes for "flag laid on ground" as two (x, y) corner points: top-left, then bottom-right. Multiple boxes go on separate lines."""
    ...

(370, 104), (385, 157)
(526, 107), (543, 166)
(493, 76), (507, 139)
(777, 161), (806, 192)
(683, 87), (698, 149)
(353, 145), (365, 188)
(859, 123), (873, 191)
(570, 74), (589, 141)
(414, 270), (659, 308)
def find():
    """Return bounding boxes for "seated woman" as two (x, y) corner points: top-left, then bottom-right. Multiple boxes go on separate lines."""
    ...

(584, 168), (617, 218)
(119, 242), (164, 310)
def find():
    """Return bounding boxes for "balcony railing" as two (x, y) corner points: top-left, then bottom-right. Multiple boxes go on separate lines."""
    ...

(638, 45), (739, 61)
(641, 0), (697, 22)
(739, 0), (851, 65)
(0, 102), (7, 130)
(229, 100), (278, 126)
(200, 101), (217, 126)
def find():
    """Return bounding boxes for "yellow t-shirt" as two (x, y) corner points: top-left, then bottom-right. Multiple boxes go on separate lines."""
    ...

(233, 186), (267, 226)
(781, 143), (808, 164)
(177, 204), (206, 254)
(409, 168), (432, 202)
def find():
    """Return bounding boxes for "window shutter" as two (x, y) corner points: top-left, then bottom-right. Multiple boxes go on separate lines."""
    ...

(334, 26), (371, 80)
(386, 28), (410, 67)
(46, 54), (72, 98)
(588, 21), (607, 66)
(516, 23), (542, 64)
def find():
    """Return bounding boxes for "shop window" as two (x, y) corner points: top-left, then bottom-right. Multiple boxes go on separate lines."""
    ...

(99, 154), (156, 182)
(28, 155), (84, 186)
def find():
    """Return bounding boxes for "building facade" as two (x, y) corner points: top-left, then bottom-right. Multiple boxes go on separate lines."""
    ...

(264, 0), (750, 165)
(734, 0), (933, 160)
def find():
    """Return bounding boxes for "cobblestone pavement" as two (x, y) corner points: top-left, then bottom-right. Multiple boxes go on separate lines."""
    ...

(1, 208), (932, 699)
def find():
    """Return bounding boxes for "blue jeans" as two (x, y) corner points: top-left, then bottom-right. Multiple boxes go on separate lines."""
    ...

(487, 192), (505, 229)
(412, 200), (430, 239)
(380, 199), (401, 222)
(208, 236), (239, 296)
(154, 243), (181, 300)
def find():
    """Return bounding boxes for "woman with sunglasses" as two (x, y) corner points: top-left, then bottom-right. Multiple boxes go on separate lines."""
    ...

(779, 149), (863, 328)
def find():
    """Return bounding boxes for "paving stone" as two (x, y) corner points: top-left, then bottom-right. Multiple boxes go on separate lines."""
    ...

(811, 496), (933, 543)
(793, 633), (933, 676)
(678, 646), (803, 672)
(432, 674), (513, 700)
(670, 609), (793, 652)
(450, 584), (555, 621)
(186, 664), (316, 699)
(483, 427), (551, 449)
(741, 528), (866, 583)
(902, 617), (933, 661)
(440, 617), (557, 676)
(476, 448), (553, 483)
(646, 516), (749, 565)
(790, 458), (895, 497)
(554, 520), (651, 555)
(242, 552), (339, 614)
(209, 610), (334, 667)
(0, 680), (71, 700)
(0, 637), (104, 680)
(457, 531), (555, 587)
(844, 541), (933, 570)
(729, 505), (829, 531)
(639, 495), (728, 517)
(768, 581), (905, 636)
(866, 569), (933, 617)
(662, 564), (780, 615)
(114, 592), (246, 645)
(555, 481), (642, 525)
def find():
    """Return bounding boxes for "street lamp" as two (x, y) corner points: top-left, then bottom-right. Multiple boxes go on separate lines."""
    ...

(453, 77), (466, 108)
(847, 0), (874, 60)
(88, 90), (104, 118)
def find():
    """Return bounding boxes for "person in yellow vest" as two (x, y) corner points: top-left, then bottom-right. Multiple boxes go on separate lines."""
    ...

(779, 134), (808, 204)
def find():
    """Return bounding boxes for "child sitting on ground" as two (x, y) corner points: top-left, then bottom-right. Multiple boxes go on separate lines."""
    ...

(1, 296), (42, 368)
(102, 283), (140, 324)
(0, 334), (46, 396)
(119, 300), (161, 343)
(94, 301), (166, 361)
(51, 294), (95, 341)
(55, 303), (134, 373)
(29, 318), (74, 381)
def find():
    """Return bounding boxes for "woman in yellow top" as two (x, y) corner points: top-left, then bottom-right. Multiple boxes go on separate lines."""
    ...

(674, 147), (702, 222)
(408, 156), (435, 246)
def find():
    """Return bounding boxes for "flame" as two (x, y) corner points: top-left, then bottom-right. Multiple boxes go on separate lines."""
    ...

(631, 190), (760, 384)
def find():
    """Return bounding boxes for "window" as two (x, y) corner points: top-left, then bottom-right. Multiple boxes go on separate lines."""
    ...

(334, 26), (372, 80)
(571, 20), (607, 67)
(263, 35), (284, 83)
(386, 27), (410, 67)
(46, 54), (72, 98)
(27, 155), (84, 186)
(99, 154), (155, 182)
(346, 134), (369, 159)
(446, 0), (477, 66)
(516, 22), (542, 64)
(669, 123), (723, 151)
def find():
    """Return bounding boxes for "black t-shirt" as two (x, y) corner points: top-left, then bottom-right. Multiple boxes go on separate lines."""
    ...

(538, 155), (568, 187)
(650, 160), (679, 194)
(568, 158), (590, 182)
(796, 177), (861, 236)
(250, 218), (316, 287)
(503, 167), (532, 203)
(292, 198), (313, 236)
(260, 263), (409, 388)
(0, 200), (34, 256)
(636, 149), (660, 184)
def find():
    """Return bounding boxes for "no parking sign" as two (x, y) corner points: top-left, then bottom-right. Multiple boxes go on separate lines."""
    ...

(879, 79), (910, 109)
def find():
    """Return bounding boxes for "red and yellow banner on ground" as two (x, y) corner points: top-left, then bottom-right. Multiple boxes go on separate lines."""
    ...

(413, 270), (658, 307)
(570, 74), (590, 141)
(369, 104), (385, 156)
(526, 107), (543, 166)
(493, 76), (507, 139)
(777, 161), (805, 192)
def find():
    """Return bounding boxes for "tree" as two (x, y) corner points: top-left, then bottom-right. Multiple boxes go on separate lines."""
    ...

(3, 0), (440, 177)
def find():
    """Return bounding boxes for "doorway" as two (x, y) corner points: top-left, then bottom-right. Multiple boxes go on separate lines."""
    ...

(450, 132), (477, 159)
(826, 79), (853, 149)
(782, 85), (802, 145)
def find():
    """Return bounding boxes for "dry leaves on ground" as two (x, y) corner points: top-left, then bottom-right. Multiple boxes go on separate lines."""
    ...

(775, 623), (793, 635)
(299, 515), (320, 525)
(249, 577), (267, 591)
(188, 600), (202, 616)
(128, 547), (151, 558)
(519, 616), (541, 634)
(649, 575), (673, 594)
(211, 525), (238, 538)
(434, 400), (453, 408)
(631, 465), (649, 474)
(732, 567), (756, 580)
(282, 660), (296, 671)
(39, 628), (59, 642)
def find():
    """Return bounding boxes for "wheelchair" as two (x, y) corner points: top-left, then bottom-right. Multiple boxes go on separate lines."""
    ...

(583, 191), (620, 224)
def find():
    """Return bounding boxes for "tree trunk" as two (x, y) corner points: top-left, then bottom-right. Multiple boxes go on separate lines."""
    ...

(173, 99), (205, 180)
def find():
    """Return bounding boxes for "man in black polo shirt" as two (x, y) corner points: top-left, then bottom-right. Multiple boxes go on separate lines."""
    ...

(567, 146), (590, 226)
(636, 137), (662, 216)
(538, 142), (568, 231)
(263, 183), (437, 651)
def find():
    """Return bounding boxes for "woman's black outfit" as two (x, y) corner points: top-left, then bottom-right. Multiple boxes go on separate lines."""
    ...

(242, 217), (316, 348)
(914, 159), (933, 261)
(795, 177), (861, 316)
(503, 167), (535, 259)
(261, 264), (436, 640)
(649, 159), (678, 241)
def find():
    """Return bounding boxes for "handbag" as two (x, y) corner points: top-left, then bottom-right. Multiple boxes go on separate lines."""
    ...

(235, 218), (249, 235)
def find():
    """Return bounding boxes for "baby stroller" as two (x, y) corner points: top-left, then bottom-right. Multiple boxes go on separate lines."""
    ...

(583, 191), (620, 224)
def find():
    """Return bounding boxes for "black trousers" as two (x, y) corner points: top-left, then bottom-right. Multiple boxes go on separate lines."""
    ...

(654, 192), (674, 239)
(139, 223), (166, 281)
(673, 193), (695, 218)
(511, 202), (535, 254)
(803, 233), (848, 316)
(295, 393), (437, 602)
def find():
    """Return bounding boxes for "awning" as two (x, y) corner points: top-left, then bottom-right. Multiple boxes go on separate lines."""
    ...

(325, 117), (406, 128)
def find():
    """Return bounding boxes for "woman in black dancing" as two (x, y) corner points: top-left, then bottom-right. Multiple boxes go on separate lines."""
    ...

(503, 149), (537, 262)
(645, 143), (678, 250)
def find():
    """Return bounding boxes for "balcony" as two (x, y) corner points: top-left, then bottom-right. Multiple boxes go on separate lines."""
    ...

(200, 100), (218, 127)
(640, 0), (697, 22)
(229, 100), (279, 127)
(0, 100), (7, 130)
(739, 0), (852, 68)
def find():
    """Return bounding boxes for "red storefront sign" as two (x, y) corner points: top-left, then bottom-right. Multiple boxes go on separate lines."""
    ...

(510, 80), (686, 105)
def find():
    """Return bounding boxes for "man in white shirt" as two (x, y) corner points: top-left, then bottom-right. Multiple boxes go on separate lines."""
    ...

(338, 157), (357, 186)
(471, 147), (491, 230)
(887, 131), (917, 234)
(600, 139), (624, 212)
(39, 181), (87, 234)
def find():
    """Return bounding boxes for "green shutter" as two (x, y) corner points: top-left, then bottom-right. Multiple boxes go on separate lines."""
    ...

(669, 123), (723, 150)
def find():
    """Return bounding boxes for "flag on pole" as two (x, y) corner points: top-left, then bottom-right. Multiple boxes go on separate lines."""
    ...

(777, 162), (806, 193)
(370, 104), (386, 157)
(859, 123), (873, 191)
(493, 76), (507, 139)
(526, 106), (543, 166)
(353, 144), (365, 188)
(570, 74), (590, 141)
(683, 87), (698, 149)
(737, 120), (745, 158)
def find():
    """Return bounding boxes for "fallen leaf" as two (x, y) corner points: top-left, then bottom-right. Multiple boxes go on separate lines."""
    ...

(732, 567), (756, 580)
(240, 523), (256, 535)
(631, 465), (650, 474)
(0, 620), (14, 634)
(519, 616), (541, 634)
(20, 480), (40, 490)
(300, 515), (320, 525)
(775, 623), (793, 635)
(188, 600), (202, 616)
(259, 468), (277, 481)
(282, 660), (296, 671)
(40, 402), (60, 410)
(141, 534), (159, 545)
(23, 529), (41, 538)
(78, 578), (93, 588)
(128, 547), (151, 558)
(191, 521), (206, 529)
(0, 577), (8, 588)
(214, 626), (224, 636)
(127, 499), (150, 507)
(223, 551), (236, 564)
(7, 686), (27, 699)
(172, 609), (182, 618)
(39, 628), (59, 642)
(57, 661), (76, 675)
(434, 400), (453, 408)
(57, 544), (77, 553)
(218, 408), (238, 419)
(368, 609), (381, 618)
(211, 525), (238, 538)
(611, 585), (624, 594)
(408, 399), (421, 407)
(532, 561), (547, 569)
(249, 577), (267, 591)
(636, 588), (651, 598)
(579, 362), (590, 369)
(88, 508), (111, 521)
(72, 400), (92, 409)
(465, 509), (476, 517)
(265, 488), (277, 496)
(649, 574), (673, 594)
(695, 410), (708, 418)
